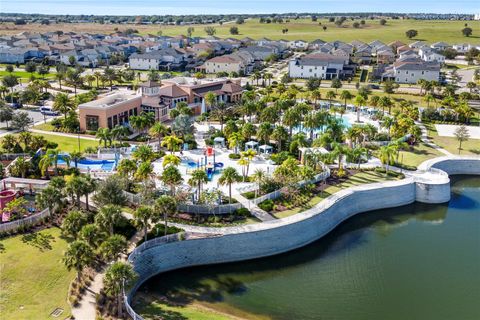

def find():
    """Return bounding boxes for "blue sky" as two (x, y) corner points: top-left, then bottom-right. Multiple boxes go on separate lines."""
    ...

(2, 0), (479, 15)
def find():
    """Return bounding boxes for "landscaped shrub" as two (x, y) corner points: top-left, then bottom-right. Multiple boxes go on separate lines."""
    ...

(229, 153), (241, 160)
(270, 151), (290, 165)
(242, 191), (256, 199)
(234, 207), (250, 217)
(113, 216), (136, 240)
(258, 199), (274, 212)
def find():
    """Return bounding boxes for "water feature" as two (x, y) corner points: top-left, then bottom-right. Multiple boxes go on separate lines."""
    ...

(134, 176), (480, 320)
(57, 155), (116, 171)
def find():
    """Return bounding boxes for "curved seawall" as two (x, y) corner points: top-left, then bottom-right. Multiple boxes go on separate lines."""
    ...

(125, 156), (480, 319)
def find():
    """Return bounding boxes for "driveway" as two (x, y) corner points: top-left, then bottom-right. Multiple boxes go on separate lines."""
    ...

(0, 107), (58, 136)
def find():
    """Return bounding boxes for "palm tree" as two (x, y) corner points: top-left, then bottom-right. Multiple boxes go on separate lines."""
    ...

(132, 144), (154, 162)
(271, 125), (288, 152)
(354, 94), (366, 123)
(36, 185), (63, 215)
(55, 72), (65, 90)
(257, 122), (273, 145)
(95, 204), (122, 235)
(161, 135), (183, 154)
(161, 165), (183, 196)
(378, 96), (393, 116)
(103, 67), (118, 90)
(111, 125), (129, 146)
(154, 195), (177, 236)
(13, 156), (30, 178)
(134, 161), (154, 183)
(98, 234), (127, 262)
(93, 71), (102, 88)
(188, 169), (208, 201)
(283, 107), (301, 138)
(45, 149), (62, 176)
(149, 122), (168, 152)
(79, 224), (104, 249)
(331, 142), (347, 170)
(162, 154), (181, 168)
(240, 149), (256, 178)
(379, 145), (396, 173)
(219, 167), (241, 204)
(325, 90), (336, 110)
(252, 70), (261, 86)
(204, 91), (217, 113)
(53, 93), (73, 120)
(117, 158), (137, 189)
(103, 262), (137, 318)
(69, 151), (84, 168)
(424, 93), (435, 108)
(263, 72), (273, 86)
(227, 132), (243, 154)
(310, 89), (322, 108)
(82, 175), (97, 211)
(134, 205), (154, 243)
(96, 127), (112, 148)
(340, 90), (353, 108)
(63, 240), (94, 282)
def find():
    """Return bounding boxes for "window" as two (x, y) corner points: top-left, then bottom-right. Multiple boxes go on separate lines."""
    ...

(85, 115), (99, 131)
(107, 117), (113, 129)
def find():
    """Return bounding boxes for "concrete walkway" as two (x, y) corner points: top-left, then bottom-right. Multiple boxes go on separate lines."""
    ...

(416, 121), (453, 156)
(232, 193), (276, 221)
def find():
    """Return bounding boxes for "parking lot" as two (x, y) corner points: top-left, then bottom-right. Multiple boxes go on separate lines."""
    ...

(0, 107), (58, 136)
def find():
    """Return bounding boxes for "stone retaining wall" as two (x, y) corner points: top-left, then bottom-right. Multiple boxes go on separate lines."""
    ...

(125, 156), (480, 319)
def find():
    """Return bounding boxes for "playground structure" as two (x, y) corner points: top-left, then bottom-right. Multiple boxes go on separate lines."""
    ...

(184, 147), (224, 181)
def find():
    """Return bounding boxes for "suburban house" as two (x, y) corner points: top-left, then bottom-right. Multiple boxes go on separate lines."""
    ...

(78, 91), (142, 131)
(0, 48), (44, 63)
(128, 48), (190, 70)
(419, 48), (445, 63)
(376, 49), (396, 64)
(430, 42), (450, 51)
(452, 43), (470, 53)
(204, 55), (247, 74)
(288, 53), (354, 79)
(382, 59), (440, 84)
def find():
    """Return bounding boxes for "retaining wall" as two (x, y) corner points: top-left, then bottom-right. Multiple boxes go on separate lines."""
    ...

(126, 156), (480, 319)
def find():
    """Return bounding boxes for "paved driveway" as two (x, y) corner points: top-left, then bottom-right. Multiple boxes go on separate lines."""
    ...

(0, 108), (58, 136)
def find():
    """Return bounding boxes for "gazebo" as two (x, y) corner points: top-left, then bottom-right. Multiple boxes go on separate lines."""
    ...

(213, 137), (226, 148)
(245, 141), (259, 151)
(299, 147), (329, 164)
(259, 144), (273, 155)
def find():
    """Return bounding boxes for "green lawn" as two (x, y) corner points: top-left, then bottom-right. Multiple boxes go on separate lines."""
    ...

(0, 228), (74, 320)
(0, 70), (56, 82)
(32, 122), (56, 131)
(153, 18), (480, 43)
(274, 170), (401, 219)
(423, 122), (480, 156)
(397, 143), (444, 167)
(31, 133), (99, 153)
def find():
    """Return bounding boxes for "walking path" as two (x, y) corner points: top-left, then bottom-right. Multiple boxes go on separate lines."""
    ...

(72, 198), (141, 320)
(232, 193), (276, 221)
(416, 121), (453, 156)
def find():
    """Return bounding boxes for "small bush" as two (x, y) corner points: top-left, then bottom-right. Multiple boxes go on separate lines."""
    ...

(258, 199), (274, 212)
(234, 207), (250, 217)
(113, 216), (136, 239)
(242, 191), (256, 199)
(229, 153), (241, 160)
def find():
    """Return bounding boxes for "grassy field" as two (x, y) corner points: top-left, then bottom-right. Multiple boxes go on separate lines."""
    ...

(398, 142), (445, 167)
(1, 132), (99, 153)
(0, 228), (74, 320)
(32, 133), (99, 153)
(1, 19), (479, 43)
(423, 122), (480, 156)
(0, 70), (56, 83)
(274, 170), (401, 219)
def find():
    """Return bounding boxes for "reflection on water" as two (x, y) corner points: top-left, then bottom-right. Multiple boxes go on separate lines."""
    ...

(135, 176), (480, 320)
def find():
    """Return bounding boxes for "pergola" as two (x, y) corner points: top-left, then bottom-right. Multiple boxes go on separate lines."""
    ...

(245, 141), (259, 151)
(259, 144), (273, 154)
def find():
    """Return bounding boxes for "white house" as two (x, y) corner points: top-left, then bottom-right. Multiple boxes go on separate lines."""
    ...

(430, 42), (450, 51)
(419, 48), (445, 63)
(391, 60), (440, 84)
(452, 43), (470, 53)
(289, 40), (309, 50)
(288, 53), (349, 79)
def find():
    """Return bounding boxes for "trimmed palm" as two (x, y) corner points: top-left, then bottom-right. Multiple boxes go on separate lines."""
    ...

(95, 204), (122, 235)
(103, 262), (137, 318)
(219, 167), (241, 204)
(63, 240), (94, 282)
(154, 195), (177, 236)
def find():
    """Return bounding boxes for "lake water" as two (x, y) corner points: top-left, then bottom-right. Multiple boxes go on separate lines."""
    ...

(135, 175), (480, 320)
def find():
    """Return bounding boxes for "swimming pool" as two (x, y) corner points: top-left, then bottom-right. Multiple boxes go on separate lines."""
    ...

(294, 116), (351, 135)
(57, 155), (116, 171)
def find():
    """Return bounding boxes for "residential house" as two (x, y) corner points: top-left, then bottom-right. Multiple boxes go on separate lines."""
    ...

(382, 59), (440, 84)
(288, 53), (353, 79)
(430, 42), (450, 51)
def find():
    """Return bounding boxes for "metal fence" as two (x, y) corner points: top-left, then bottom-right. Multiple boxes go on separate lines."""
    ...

(123, 191), (244, 215)
(0, 208), (50, 234)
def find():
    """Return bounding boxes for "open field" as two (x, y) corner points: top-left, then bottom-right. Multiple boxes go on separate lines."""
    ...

(1, 132), (99, 153)
(423, 122), (480, 156)
(1, 19), (479, 43)
(274, 170), (401, 219)
(0, 228), (74, 320)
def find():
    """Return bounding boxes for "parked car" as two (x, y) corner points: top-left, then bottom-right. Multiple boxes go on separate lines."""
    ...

(10, 102), (22, 109)
(40, 106), (59, 116)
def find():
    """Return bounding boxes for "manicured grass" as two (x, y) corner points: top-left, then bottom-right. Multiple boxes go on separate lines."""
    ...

(1, 132), (100, 153)
(32, 122), (56, 131)
(2, 19), (478, 43)
(0, 70), (56, 82)
(396, 143), (444, 167)
(423, 121), (480, 156)
(0, 228), (74, 320)
(31, 133), (99, 153)
(274, 170), (401, 219)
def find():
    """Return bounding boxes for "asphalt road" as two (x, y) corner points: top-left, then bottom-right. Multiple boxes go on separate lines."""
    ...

(0, 107), (57, 136)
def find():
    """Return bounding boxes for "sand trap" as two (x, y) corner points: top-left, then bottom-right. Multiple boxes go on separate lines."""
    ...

(435, 124), (480, 140)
